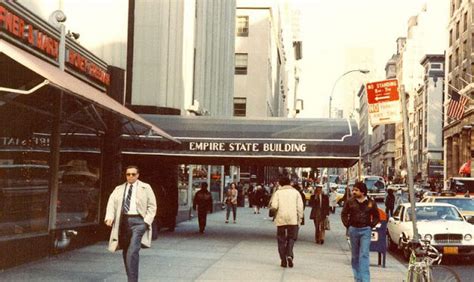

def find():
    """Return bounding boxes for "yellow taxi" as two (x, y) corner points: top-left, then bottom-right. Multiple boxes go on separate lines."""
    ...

(421, 196), (474, 224)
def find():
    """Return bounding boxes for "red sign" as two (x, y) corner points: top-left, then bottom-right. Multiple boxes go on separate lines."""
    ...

(366, 79), (399, 104)
(0, 5), (59, 59)
(366, 79), (401, 125)
(0, 4), (110, 86)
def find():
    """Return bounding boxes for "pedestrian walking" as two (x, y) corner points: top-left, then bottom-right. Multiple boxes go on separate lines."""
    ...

(309, 185), (330, 244)
(225, 182), (238, 223)
(270, 176), (304, 268)
(193, 182), (213, 233)
(329, 187), (337, 213)
(385, 188), (395, 217)
(104, 166), (157, 282)
(253, 185), (265, 214)
(341, 182), (380, 282)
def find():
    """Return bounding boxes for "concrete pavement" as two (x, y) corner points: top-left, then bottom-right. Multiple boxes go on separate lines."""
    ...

(0, 206), (407, 281)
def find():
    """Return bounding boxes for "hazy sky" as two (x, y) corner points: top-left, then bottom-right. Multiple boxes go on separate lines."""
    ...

(293, 0), (435, 118)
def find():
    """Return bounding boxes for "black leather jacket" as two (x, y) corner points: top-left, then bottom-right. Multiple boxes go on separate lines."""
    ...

(341, 197), (380, 228)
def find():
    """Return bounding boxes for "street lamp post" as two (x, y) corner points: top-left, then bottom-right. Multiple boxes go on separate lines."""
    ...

(328, 69), (370, 118)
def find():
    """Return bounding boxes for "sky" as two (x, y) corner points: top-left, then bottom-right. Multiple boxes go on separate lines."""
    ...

(293, 0), (435, 118)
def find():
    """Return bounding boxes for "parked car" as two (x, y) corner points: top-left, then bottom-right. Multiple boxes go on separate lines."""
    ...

(387, 202), (474, 260)
(447, 177), (474, 196)
(387, 184), (406, 191)
(362, 176), (386, 201)
(420, 196), (474, 224)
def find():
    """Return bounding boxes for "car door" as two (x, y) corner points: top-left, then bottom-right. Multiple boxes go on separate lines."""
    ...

(388, 205), (404, 244)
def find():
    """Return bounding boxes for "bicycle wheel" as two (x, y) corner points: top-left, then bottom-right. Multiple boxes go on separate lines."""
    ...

(429, 265), (461, 282)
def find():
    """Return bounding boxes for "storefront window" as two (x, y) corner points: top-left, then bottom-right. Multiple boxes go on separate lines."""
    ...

(0, 158), (50, 237)
(178, 164), (189, 206)
(57, 134), (101, 228)
(0, 97), (52, 237)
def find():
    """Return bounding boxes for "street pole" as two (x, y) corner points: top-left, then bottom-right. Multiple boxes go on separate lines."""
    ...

(328, 69), (370, 118)
(400, 86), (419, 241)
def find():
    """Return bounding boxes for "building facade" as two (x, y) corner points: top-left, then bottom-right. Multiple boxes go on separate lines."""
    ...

(395, 1), (448, 181)
(357, 85), (371, 175)
(234, 0), (300, 118)
(414, 55), (445, 181)
(128, 0), (235, 117)
(444, 0), (474, 179)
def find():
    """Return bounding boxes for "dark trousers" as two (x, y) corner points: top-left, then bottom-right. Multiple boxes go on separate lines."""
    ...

(197, 210), (208, 232)
(119, 215), (147, 282)
(277, 225), (298, 261)
(226, 204), (237, 220)
(313, 217), (326, 242)
(385, 207), (394, 218)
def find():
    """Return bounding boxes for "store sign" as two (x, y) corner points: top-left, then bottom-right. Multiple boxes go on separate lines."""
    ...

(0, 5), (58, 59)
(366, 79), (402, 126)
(188, 141), (307, 153)
(0, 4), (110, 86)
(0, 136), (50, 147)
(67, 49), (110, 86)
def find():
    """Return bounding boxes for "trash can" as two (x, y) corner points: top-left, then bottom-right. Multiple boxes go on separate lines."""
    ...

(370, 208), (387, 267)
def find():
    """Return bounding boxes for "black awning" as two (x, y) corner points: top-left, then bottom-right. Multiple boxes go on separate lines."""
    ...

(123, 115), (360, 167)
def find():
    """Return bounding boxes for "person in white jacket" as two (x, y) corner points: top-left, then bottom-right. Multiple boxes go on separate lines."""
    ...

(270, 176), (304, 268)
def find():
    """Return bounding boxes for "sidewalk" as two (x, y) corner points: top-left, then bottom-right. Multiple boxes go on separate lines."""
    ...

(0, 206), (407, 281)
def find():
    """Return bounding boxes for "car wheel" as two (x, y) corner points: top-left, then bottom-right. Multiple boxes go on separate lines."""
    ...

(387, 233), (396, 251)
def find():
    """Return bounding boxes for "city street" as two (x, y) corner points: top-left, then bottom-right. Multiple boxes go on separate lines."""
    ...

(1, 205), (408, 281)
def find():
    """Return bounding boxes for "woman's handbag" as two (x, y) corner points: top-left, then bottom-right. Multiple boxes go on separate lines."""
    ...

(324, 217), (331, 230)
(269, 207), (277, 217)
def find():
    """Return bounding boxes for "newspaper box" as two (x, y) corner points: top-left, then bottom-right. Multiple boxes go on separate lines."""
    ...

(370, 209), (387, 267)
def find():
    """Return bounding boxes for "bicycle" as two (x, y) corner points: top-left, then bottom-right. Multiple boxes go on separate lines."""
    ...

(404, 239), (461, 282)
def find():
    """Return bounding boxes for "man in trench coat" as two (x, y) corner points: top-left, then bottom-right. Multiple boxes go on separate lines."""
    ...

(104, 166), (157, 282)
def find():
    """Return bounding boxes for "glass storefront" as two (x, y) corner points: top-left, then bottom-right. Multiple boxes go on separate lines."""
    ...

(57, 148), (101, 228)
(177, 165), (224, 209)
(0, 95), (52, 237)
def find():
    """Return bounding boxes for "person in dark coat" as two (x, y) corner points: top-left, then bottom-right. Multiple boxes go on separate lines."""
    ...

(385, 189), (395, 217)
(309, 185), (330, 244)
(193, 182), (213, 233)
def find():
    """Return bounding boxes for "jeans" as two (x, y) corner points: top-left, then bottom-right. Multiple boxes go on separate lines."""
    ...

(348, 226), (371, 282)
(119, 216), (148, 282)
(226, 203), (237, 220)
(277, 225), (298, 261)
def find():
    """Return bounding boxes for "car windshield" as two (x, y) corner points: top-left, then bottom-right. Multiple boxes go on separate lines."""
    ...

(436, 199), (474, 212)
(328, 175), (339, 184)
(406, 206), (464, 221)
(364, 179), (384, 192)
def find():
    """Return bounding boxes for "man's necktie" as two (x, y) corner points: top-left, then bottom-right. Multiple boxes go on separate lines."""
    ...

(123, 184), (133, 213)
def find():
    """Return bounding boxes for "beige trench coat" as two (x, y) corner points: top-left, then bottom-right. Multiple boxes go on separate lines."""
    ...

(104, 180), (157, 252)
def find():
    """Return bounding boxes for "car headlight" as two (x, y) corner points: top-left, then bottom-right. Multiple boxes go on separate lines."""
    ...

(464, 234), (472, 241)
(424, 234), (433, 241)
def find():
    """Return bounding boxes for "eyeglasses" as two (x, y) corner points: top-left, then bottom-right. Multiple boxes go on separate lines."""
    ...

(126, 173), (137, 176)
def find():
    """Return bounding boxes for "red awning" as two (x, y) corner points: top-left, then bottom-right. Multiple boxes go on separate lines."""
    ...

(0, 39), (179, 143)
